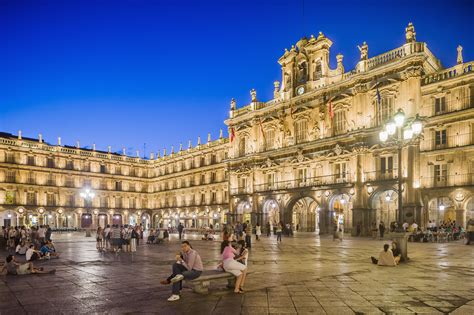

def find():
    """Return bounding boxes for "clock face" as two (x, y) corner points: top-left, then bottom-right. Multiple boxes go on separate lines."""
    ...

(297, 86), (305, 95)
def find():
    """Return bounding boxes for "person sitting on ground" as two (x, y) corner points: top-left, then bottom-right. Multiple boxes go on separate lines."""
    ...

(40, 241), (60, 259)
(26, 244), (43, 261)
(15, 241), (29, 255)
(160, 241), (203, 302)
(0, 255), (55, 275)
(220, 239), (247, 294)
(391, 241), (401, 264)
(371, 244), (396, 266)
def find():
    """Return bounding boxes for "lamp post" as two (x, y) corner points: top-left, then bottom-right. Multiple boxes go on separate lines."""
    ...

(379, 109), (423, 226)
(379, 109), (423, 261)
(80, 188), (95, 237)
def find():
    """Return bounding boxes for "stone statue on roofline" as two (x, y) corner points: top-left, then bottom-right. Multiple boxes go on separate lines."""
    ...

(457, 45), (463, 64)
(250, 89), (257, 102)
(230, 98), (236, 110)
(405, 22), (416, 43)
(357, 42), (368, 60)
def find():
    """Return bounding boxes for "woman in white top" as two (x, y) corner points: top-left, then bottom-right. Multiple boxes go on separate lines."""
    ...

(255, 223), (262, 241)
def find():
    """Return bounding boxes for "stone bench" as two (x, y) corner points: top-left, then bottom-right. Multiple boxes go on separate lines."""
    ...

(188, 270), (235, 294)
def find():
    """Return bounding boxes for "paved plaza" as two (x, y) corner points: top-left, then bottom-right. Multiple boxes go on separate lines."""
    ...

(1, 232), (473, 314)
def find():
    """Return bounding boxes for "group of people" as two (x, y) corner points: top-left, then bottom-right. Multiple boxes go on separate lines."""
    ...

(96, 224), (143, 253)
(1, 225), (58, 276)
(159, 238), (249, 302)
(2, 225), (52, 251)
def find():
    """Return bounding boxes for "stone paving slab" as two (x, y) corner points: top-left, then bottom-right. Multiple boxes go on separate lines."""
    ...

(1, 232), (473, 314)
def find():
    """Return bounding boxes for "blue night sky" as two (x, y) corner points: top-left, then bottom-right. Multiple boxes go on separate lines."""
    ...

(1, 0), (473, 157)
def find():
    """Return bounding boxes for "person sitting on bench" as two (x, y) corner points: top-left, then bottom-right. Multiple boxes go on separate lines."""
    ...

(220, 240), (247, 294)
(160, 241), (203, 302)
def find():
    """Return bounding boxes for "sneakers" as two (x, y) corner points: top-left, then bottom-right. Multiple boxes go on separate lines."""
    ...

(170, 274), (184, 283)
(160, 279), (170, 285)
(167, 294), (180, 301)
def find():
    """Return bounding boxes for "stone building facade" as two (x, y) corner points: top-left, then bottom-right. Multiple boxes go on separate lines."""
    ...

(1, 23), (473, 235)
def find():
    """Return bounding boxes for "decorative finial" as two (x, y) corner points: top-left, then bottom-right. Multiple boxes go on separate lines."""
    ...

(156, 150), (160, 158)
(18, 130), (22, 140)
(150, 152), (155, 160)
(38, 133), (43, 143)
(92, 143), (96, 151)
(76, 141), (80, 148)
(171, 146), (174, 154)
(250, 89), (257, 102)
(188, 140), (192, 149)
(179, 143), (183, 151)
(207, 133), (211, 143)
(230, 98), (236, 110)
(405, 22), (416, 43)
(122, 147), (126, 155)
(219, 129), (223, 139)
(108, 145), (111, 153)
(136, 150), (140, 157)
(57, 137), (61, 146)
(457, 45), (463, 64)
(317, 31), (324, 39)
(163, 148), (167, 156)
(197, 136), (201, 146)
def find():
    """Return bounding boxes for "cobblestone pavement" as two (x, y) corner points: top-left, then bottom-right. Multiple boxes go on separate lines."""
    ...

(1, 232), (473, 314)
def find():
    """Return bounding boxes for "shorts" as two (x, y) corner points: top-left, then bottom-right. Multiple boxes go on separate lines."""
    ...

(17, 264), (32, 275)
(223, 258), (247, 277)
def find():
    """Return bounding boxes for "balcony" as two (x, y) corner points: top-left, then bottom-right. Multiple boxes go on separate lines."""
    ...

(364, 170), (398, 182)
(420, 133), (472, 152)
(235, 174), (353, 195)
(421, 96), (473, 117)
(420, 173), (474, 188)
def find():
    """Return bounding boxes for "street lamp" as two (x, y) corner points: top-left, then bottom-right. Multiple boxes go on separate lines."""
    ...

(80, 188), (95, 237)
(379, 109), (423, 229)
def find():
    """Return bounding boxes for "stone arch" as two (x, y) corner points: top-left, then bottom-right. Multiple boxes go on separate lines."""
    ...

(329, 193), (352, 233)
(427, 196), (456, 226)
(236, 200), (252, 225)
(285, 195), (320, 233)
(463, 196), (474, 228)
(262, 198), (280, 227)
(369, 188), (399, 228)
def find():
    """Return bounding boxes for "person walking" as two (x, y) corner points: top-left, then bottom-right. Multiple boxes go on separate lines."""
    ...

(379, 222), (386, 239)
(255, 223), (261, 241)
(276, 222), (283, 243)
(266, 222), (271, 237)
(96, 226), (104, 251)
(244, 223), (251, 249)
(160, 241), (203, 301)
(177, 222), (184, 240)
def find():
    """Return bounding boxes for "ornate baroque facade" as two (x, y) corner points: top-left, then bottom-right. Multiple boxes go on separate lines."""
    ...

(1, 23), (473, 235)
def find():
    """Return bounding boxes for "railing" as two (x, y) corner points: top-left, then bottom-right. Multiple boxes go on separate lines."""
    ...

(231, 174), (353, 195)
(367, 46), (406, 70)
(420, 173), (474, 188)
(420, 96), (474, 117)
(422, 62), (474, 85)
(364, 170), (398, 182)
(420, 133), (472, 151)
